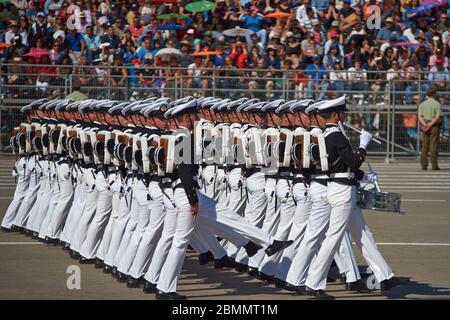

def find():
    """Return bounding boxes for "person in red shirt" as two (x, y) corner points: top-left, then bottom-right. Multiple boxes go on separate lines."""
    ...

(229, 42), (249, 69)
(128, 17), (144, 42)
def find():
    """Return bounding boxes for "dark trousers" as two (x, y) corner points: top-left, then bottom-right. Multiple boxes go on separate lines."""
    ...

(421, 125), (440, 169)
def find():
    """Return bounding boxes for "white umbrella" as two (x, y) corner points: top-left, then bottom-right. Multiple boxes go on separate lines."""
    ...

(155, 48), (184, 60)
(222, 27), (254, 37)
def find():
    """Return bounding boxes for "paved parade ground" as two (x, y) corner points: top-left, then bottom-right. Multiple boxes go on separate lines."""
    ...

(1, 155), (449, 300)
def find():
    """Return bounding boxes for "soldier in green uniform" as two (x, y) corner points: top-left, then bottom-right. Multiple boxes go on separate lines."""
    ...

(65, 80), (89, 101)
(418, 86), (442, 170)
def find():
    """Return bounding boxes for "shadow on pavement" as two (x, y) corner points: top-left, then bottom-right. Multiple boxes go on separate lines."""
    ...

(383, 277), (450, 299)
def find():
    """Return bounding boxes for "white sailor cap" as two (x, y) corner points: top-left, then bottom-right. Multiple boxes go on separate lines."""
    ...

(176, 96), (195, 105)
(108, 101), (129, 114)
(225, 98), (248, 111)
(289, 99), (315, 113)
(131, 103), (149, 113)
(20, 98), (48, 113)
(66, 100), (82, 111)
(164, 99), (198, 119)
(315, 95), (347, 114)
(78, 99), (96, 113)
(275, 100), (298, 114)
(121, 100), (142, 115)
(141, 96), (159, 104)
(55, 99), (73, 111)
(44, 99), (63, 110)
(261, 99), (285, 112)
(95, 100), (117, 111)
(142, 101), (170, 117)
(210, 99), (231, 111)
(305, 100), (329, 115)
(243, 101), (266, 113)
(235, 98), (260, 112)
(199, 97), (222, 108)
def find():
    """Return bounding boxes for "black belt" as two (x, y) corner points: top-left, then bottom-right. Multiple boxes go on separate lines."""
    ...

(244, 167), (260, 178)
(227, 164), (244, 171)
(83, 163), (96, 170)
(293, 177), (310, 185)
(151, 175), (163, 183)
(137, 172), (152, 181)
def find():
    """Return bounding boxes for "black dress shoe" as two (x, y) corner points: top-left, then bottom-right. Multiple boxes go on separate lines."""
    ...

(45, 237), (59, 245)
(243, 241), (262, 257)
(0, 227), (13, 232)
(346, 280), (373, 293)
(235, 263), (248, 273)
(70, 250), (81, 260)
(247, 267), (259, 277)
(257, 272), (275, 283)
(290, 285), (307, 295)
(79, 257), (96, 264)
(112, 266), (119, 278)
(10, 225), (21, 232)
(214, 255), (238, 269)
(31, 232), (39, 239)
(103, 265), (113, 274)
(198, 251), (214, 265)
(274, 278), (287, 289)
(143, 281), (157, 294)
(116, 271), (128, 283)
(127, 276), (142, 288)
(94, 258), (104, 269)
(19, 227), (27, 234)
(62, 242), (71, 251)
(380, 277), (405, 292)
(265, 240), (293, 257)
(306, 287), (335, 300)
(155, 290), (187, 300)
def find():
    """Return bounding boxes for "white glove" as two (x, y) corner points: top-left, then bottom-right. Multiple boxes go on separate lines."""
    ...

(366, 172), (378, 183)
(359, 129), (373, 149)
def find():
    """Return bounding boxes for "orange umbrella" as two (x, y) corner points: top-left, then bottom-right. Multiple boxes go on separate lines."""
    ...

(0, 42), (12, 50)
(264, 11), (291, 19)
(191, 51), (223, 57)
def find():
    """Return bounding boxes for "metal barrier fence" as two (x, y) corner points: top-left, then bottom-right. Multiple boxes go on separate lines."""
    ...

(1, 64), (449, 159)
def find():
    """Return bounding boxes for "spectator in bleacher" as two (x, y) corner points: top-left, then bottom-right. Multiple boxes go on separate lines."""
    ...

(187, 56), (208, 96)
(136, 38), (153, 63)
(265, 45), (280, 69)
(50, 39), (65, 64)
(84, 25), (100, 64)
(347, 60), (368, 100)
(301, 31), (319, 65)
(428, 57), (450, 95)
(377, 17), (398, 45)
(72, 54), (94, 87)
(65, 27), (85, 63)
(5, 20), (27, 46)
(329, 60), (346, 97)
(110, 54), (127, 98)
(323, 43), (343, 69)
(306, 55), (329, 100)
(229, 42), (249, 69)
(101, 25), (120, 51)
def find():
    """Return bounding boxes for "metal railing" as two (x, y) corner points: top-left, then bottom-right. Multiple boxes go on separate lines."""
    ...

(1, 64), (449, 159)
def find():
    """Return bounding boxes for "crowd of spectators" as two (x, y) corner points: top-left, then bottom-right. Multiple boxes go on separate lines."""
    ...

(0, 0), (449, 106)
